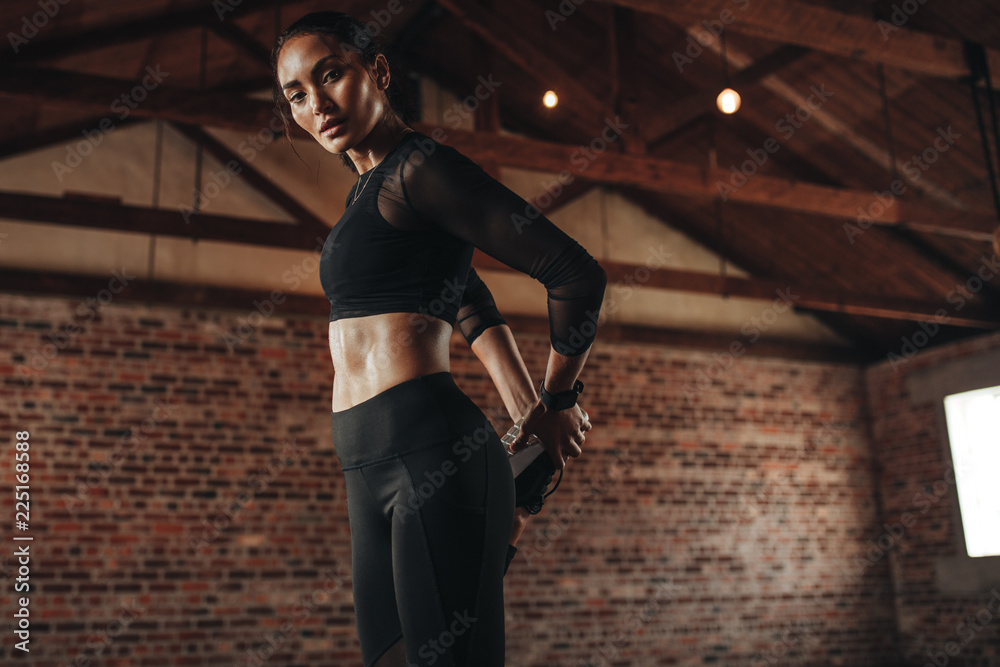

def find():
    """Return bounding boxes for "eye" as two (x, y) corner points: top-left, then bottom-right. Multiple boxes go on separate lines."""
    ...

(288, 91), (304, 104)
(323, 69), (340, 82)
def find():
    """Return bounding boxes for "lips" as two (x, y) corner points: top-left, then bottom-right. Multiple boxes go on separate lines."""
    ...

(321, 118), (346, 136)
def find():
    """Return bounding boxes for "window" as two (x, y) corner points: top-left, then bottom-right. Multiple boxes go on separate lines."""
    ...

(943, 385), (1000, 558)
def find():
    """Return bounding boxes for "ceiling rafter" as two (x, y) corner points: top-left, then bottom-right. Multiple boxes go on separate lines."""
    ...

(433, 0), (617, 134)
(0, 116), (142, 160)
(618, 185), (923, 353)
(719, 113), (1000, 305)
(170, 122), (332, 239)
(592, 0), (1000, 80)
(1, 188), (995, 329)
(666, 23), (968, 212)
(0, 66), (993, 240)
(608, 4), (645, 154)
(0, 191), (325, 250)
(0, 0), (290, 65)
(646, 44), (810, 146)
(472, 249), (998, 329)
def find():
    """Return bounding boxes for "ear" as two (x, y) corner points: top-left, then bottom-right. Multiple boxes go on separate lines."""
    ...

(373, 52), (391, 91)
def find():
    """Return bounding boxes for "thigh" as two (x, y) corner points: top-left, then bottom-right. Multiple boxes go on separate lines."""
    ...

(342, 467), (404, 667)
(391, 424), (515, 666)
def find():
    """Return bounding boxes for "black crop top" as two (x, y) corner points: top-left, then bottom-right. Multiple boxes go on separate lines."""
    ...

(319, 130), (608, 357)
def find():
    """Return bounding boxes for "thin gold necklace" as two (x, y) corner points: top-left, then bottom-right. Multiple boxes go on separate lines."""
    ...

(350, 128), (415, 206)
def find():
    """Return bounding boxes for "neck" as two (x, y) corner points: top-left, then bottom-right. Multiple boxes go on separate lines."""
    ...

(348, 117), (413, 174)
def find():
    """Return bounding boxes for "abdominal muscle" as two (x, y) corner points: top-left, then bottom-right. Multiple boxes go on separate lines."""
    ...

(328, 312), (453, 413)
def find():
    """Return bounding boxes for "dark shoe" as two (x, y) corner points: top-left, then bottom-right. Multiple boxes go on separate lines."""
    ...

(508, 438), (563, 515)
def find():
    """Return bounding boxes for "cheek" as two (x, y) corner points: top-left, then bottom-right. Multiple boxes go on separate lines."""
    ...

(289, 105), (312, 130)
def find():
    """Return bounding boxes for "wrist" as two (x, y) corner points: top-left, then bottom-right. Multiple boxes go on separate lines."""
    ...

(539, 379), (584, 411)
(510, 389), (539, 423)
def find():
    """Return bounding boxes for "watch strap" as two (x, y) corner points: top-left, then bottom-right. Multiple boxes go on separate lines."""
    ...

(539, 379), (584, 411)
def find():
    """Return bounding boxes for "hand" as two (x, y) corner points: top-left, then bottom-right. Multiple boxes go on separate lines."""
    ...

(503, 400), (592, 470)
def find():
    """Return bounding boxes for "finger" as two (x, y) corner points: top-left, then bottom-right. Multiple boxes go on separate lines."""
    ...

(502, 421), (525, 453)
(547, 444), (564, 470)
(567, 441), (583, 458)
(510, 429), (530, 452)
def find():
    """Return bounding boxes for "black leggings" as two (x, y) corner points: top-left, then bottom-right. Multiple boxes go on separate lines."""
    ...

(330, 371), (515, 667)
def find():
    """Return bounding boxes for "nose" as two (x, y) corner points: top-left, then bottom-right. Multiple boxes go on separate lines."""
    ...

(310, 87), (334, 116)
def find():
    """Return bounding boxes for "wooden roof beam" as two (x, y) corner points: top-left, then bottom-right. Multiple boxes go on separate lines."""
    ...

(667, 26), (968, 212)
(593, 0), (1000, 81)
(646, 44), (810, 147)
(0, 191), (326, 251)
(0, 67), (994, 240)
(2, 190), (995, 328)
(473, 250), (999, 329)
(433, 0), (617, 133)
(0, 0), (287, 65)
(170, 123), (331, 239)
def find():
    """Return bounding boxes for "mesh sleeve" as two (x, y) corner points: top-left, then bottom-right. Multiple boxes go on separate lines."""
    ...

(401, 141), (607, 356)
(456, 267), (507, 346)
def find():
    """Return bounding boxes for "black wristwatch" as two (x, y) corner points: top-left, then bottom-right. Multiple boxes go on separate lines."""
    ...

(539, 379), (584, 411)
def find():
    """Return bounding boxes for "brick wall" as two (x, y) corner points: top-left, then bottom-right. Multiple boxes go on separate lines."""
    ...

(865, 330), (1000, 667)
(0, 292), (900, 666)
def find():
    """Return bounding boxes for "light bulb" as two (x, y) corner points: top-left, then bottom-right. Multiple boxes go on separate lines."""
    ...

(543, 90), (558, 108)
(717, 88), (741, 114)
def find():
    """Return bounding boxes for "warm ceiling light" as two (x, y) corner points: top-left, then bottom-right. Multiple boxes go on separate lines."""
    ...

(543, 90), (558, 108)
(717, 87), (741, 114)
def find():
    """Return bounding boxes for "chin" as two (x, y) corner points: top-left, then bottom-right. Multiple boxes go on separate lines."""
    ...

(317, 133), (346, 153)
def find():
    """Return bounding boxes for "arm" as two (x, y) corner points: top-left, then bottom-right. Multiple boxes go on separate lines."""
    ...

(458, 269), (592, 468)
(456, 267), (536, 422)
(404, 143), (607, 465)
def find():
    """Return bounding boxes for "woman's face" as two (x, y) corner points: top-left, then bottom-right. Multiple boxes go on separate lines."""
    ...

(276, 33), (390, 154)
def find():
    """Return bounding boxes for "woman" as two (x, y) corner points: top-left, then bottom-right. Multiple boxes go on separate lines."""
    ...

(272, 11), (607, 667)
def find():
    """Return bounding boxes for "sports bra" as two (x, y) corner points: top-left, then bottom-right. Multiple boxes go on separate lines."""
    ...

(319, 130), (607, 357)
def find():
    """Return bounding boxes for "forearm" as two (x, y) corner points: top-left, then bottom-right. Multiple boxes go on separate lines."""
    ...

(469, 324), (537, 423)
(543, 346), (592, 393)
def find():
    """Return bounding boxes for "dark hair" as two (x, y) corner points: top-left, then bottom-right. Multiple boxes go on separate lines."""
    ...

(270, 11), (417, 173)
